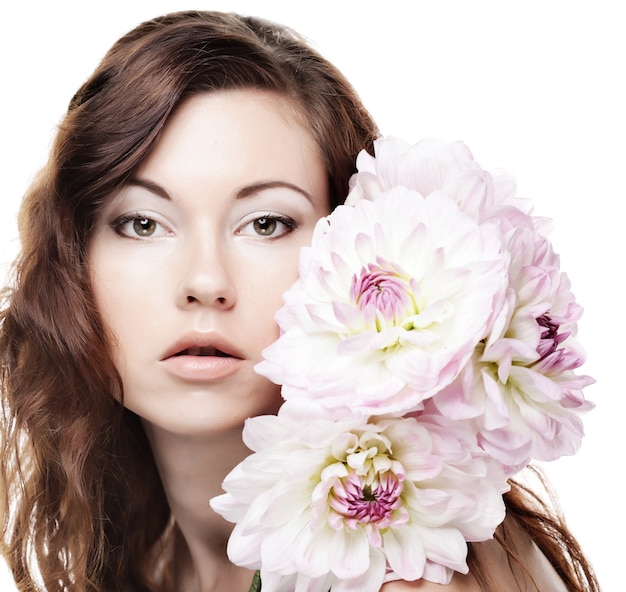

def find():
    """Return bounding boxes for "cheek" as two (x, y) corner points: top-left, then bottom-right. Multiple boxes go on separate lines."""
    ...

(90, 236), (172, 317)
(91, 265), (136, 334)
(88, 247), (160, 368)
(238, 249), (302, 344)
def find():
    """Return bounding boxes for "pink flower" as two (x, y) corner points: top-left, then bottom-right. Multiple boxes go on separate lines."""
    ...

(256, 190), (508, 416)
(210, 400), (508, 591)
(433, 227), (594, 473)
(347, 137), (524, 222)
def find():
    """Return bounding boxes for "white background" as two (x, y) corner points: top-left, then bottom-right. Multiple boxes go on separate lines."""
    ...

(1, 1), (622, 590)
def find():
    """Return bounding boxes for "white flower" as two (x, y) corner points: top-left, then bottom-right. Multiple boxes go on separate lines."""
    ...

(256, 189), (508, 416)
(211, 400), (508, 591)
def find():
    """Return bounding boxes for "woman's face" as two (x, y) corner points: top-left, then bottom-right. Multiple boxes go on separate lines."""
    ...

(89, 90), (329, 436)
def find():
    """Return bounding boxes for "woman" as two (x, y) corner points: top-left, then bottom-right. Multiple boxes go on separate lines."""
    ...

(0, 10), (599, 592)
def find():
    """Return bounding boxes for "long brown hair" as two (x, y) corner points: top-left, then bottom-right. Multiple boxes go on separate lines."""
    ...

(0, 10), (598, 592)
(0, 11), (377, 591)
(471, 468), (600, 591)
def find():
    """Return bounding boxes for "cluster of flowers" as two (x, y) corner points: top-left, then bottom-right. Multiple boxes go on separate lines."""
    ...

(211, 138), (594, 592)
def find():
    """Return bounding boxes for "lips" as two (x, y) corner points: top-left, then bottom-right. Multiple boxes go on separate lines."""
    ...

(174, 346), (231, 357)
(162, 332), (244, 361)
(160, 332), (245, 381)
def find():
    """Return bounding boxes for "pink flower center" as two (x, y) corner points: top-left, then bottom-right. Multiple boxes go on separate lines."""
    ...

(351, 262), (417, 329)
(329, 469), (405, 528)
(536, 313), (569, 361)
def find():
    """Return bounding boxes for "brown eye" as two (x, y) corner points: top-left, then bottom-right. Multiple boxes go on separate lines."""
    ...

(133, 217), (157, 236)
(237, 213), (297, 239)
(253, 217), (278, 236)
(112, 214), (168, 239)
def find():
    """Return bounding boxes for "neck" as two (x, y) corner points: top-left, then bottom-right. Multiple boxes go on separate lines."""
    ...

(144, 423), (255, 592)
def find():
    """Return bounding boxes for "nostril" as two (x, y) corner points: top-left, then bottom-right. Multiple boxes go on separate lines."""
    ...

(181, 293), (231, 307)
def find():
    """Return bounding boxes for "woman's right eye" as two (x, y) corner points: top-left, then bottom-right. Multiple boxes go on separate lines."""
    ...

(111, 214), (170, 239)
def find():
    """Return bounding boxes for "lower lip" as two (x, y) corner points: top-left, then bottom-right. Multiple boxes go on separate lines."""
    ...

(160, 355), (243, 381)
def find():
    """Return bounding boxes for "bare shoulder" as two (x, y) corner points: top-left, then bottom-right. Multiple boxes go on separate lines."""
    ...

(471, 516), (570, 592)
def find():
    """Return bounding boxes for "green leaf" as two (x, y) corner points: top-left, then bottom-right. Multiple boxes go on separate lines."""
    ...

(248, 570), (262, 592)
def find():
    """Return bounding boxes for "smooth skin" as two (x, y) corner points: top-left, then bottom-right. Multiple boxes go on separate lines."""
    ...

(90, 90), (329, 438)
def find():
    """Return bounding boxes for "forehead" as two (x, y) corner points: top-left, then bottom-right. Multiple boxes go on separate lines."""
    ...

(135, 89), (326, 197)
(143, 90), (319, 167)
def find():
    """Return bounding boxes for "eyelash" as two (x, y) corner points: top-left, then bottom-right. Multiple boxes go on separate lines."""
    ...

(110, 212), (298, 239)
(237, 213), (298, 238)
(110, 212), (169, 239)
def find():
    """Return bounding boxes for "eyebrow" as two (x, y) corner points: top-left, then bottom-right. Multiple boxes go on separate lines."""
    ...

(127, 178), (315, 204)
(236, 181), (314, 204)
(127, 178), (171, 199)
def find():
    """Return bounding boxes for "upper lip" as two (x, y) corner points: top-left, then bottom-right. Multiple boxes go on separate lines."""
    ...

(160, 331), (244, 361)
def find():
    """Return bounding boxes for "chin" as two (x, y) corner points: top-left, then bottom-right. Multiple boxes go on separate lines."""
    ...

(129, 386), (283, 438)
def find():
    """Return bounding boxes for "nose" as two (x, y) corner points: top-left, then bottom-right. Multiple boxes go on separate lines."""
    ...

(175, 234), (235, 310)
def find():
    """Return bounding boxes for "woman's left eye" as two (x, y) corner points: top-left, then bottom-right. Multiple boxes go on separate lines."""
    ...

(238, 214), (296, 238)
